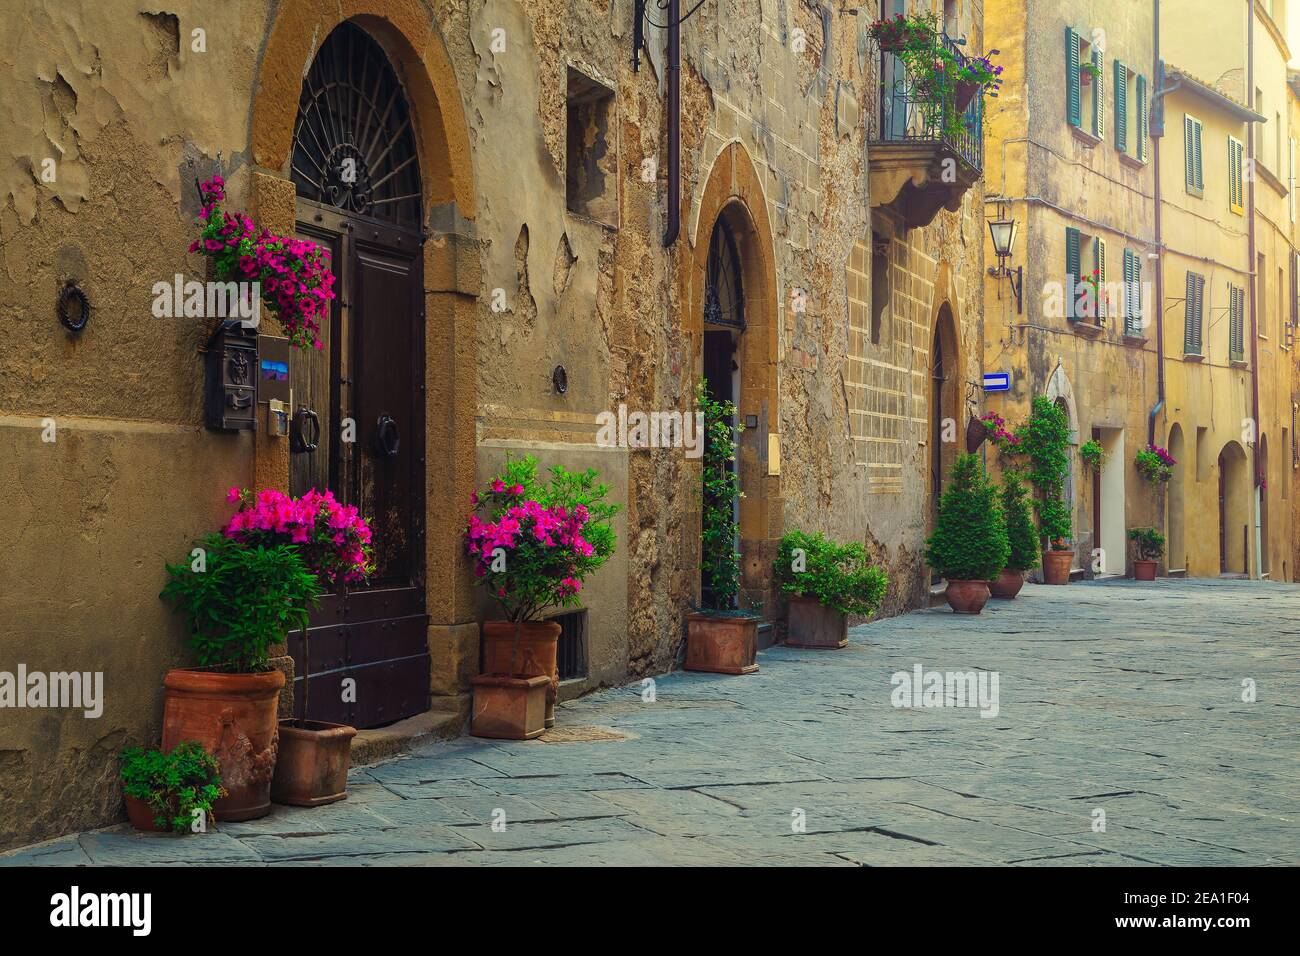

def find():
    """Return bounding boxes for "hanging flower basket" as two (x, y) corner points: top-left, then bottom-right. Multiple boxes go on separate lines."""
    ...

(1134, 444), (1176, 484)
(965, 415), (988, 453)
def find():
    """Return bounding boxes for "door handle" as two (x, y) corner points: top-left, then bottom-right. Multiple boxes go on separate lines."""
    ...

(291, 407), (320, 453)
(373, 414), (400, 457)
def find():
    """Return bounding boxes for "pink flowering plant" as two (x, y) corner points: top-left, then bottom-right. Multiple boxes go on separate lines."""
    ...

(222, 487), (375, 587)
(979, 411), (1022, 454)
(1134, 444), (1176, 483)
(465, 456), (619, 623)
(189, 176), (336, 350)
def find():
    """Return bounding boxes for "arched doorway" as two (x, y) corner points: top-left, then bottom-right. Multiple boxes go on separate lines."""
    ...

(1167, 423), (1186, 573)
(1259, 435), (1270, 576)
(289, 21), (428, 727)
(929, 303), (959, 534)
(1218, 441), (1250, 575)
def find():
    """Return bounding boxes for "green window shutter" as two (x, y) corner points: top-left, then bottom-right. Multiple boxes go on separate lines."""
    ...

(1136, 75), (1149, 162)
(1066, 28), (1082, 127)
(1193, 120), (1204, 190)
(1184, 273), (1199, 353)
(1185, 116), (1195, 190)
(1096, 238), (1107, 322)
(1114, 61), (1128, 153)
(1093, 49), (1106, 138)
(1066, 227), (1082, 319)
(1230, 286), (1244, 361)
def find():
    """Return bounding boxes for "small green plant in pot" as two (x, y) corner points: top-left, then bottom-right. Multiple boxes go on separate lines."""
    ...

(1078, 438), (1106, 474)
(1019, 396), (1075, 583)
(991, 470), (1040, 599)
(1128, 527), (1165, 581)
(119, 742), (225, 834)
(776, 531), (888, 648)
(925, 453), (1010, 614)
(687, 378), (761, 674)
(159, 526), (321, 820)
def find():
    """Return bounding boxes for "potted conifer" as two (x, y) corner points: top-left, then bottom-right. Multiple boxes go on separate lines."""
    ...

(465, 456), (619, 738)
(925, 454), (1010, 614)
(686, 379), (762, 673)
(1020, 396), (1075, 584)
(991, 470), (1039, 598)
(1128, 527), (1165, 581)
(776, 531), (888, 648)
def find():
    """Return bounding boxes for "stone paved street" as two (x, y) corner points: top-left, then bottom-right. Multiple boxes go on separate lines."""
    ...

(6, 578), (1299, 866)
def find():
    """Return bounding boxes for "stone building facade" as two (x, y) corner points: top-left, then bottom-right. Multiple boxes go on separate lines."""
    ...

(0, 0), (987, 849)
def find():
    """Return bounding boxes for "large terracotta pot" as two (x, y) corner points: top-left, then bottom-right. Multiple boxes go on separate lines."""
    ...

(470, 674), (549, 739)
(271, 719), (357, 807)
(685, 612), (759, 674)
(124, 795), (167, 833)
(481, 620), (561, 727)
(785, 594), (848, 649)
(1041, 549), (1074, 585)
(161, 668), (284, 822)
(989, 568), (1025, 599)
(944, 580), (990, 614)
(1133, 559), (1158, 581)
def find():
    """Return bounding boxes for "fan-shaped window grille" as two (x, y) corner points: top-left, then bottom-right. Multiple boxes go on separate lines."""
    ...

(291, 21), (422, 228)
(704, 218), (745, 331)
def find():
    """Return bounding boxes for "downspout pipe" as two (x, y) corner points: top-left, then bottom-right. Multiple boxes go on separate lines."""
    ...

(1149, 0), (1166, 447)
(1247, 1), (1263, 578)
(662, 0), (680, 247)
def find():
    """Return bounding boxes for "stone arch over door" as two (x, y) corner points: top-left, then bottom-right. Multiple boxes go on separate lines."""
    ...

(1167, 422), (1186, 573)
(251, 4), (479, 694)
(928, 300), (960, 535)
(687, 141), (780, 617)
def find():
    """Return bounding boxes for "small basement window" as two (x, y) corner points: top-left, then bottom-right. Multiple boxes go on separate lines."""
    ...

(551, 609), (588, 681)
(566, 68), (617, 226)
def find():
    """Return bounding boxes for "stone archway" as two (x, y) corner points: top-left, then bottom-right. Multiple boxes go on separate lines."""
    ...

(1218, 440), (1250, 575)
(1045, 362), (1080, 559)
(1259, 434), (1270, 576)
(928, 302), (960, 534)
(687, 141), (780, 621)
(1167, 422), (1186, 573)
(250, 2), (480, 700)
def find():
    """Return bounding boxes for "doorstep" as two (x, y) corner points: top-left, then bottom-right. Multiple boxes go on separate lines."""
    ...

(349, 694), (469, 767)
(928, 580), (948, 607)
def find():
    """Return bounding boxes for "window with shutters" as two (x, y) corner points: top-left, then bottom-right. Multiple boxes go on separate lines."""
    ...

(1066, 227), (1106, 324)
(1123, 249), (1144, 336)
(1229, 284), (1245, 363)
(1136, 75), (1149, 162)
(1228, 136), (1245, 214)
(1114, 61), (1128, 153)
(1183, 272), (1205, 355)
(1184, 115), (1204, 197)
(1066, 28), (1101, 136)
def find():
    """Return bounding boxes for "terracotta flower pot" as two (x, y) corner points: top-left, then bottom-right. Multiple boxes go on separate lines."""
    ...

(965, 416), (988, 453)
(944, 579), (991, 614)
(124, 795), (168, 833)
(1133, 559), (1158, 581)
(785, 594), (848, 649)
(1041, 549), (1074, 585)
(989, 568), (1025, 599)
(271, 719), (357, 807)
(481, 620), (562, 727)
(161, 668), (285, 822)
(955, 80), (979, 112)
(685, 612), (760, 674)
(470, 674), (549, 739)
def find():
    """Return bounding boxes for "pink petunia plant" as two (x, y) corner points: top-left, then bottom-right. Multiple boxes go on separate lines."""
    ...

(223, 486), (374, 586)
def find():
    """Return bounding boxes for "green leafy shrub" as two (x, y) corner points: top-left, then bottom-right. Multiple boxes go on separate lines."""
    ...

(1019, 396), (1074, 547)
(160, 532), (321, 672)
(697, 379), (745, 612)
(1000, 471), (1040, 572)
(775, 531), (888, 616)
(1034, 495), (1073, 549)
(925, 453), (1010, 581)
(120, 742), (225, 834)
(1078, 438), (1106, 473)
(1128, 526), (1165, 560)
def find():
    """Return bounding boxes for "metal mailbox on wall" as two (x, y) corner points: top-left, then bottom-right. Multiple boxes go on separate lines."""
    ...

(204, 320), (258, 431)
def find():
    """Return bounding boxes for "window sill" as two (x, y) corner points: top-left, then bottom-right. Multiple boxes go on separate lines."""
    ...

(1070, 125), (1103, 148)
(1070, 319), (1106, 335)
(1118, 152), (1147, 170)
(1186, 186), (1204, 199)
(1230, 359), (1250, 369)
(1183, 353), (1205, 362)
(1122, 334), (1149, 347)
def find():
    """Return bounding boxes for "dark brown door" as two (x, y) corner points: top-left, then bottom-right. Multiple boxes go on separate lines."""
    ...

(288, 201), (428, 728)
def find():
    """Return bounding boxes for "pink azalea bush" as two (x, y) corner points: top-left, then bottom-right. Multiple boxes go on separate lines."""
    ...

(223, 487), (374, 586)
(979, 411), (1022, 453)
(465, 456), (619, 622)
(189, 176), (336, 350)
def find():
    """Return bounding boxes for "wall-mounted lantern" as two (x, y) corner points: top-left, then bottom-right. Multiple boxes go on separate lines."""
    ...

(986, 213), (1023, 314)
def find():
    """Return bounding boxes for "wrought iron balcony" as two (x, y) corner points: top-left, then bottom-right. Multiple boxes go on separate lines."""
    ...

(869, 32), (985, 229)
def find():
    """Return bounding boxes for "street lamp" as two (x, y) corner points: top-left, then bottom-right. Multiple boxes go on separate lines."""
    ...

(986, 214), (1023, 313)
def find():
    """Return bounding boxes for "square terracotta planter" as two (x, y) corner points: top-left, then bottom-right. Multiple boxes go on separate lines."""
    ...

(470, 674), (549, 739)
(270, 719), (357, 807)
(685, 612), (759, 674)
(784, 594), (848, 649)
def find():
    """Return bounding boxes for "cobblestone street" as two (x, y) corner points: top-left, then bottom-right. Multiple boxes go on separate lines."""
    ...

(7, 579), (1299, 867)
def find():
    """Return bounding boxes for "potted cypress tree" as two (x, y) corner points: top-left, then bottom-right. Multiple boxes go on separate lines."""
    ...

(991, 470), (1039, 598)
(159, 531), (320, 820)
(925, 454), (1010, 614)
(1019, 396), (1075, 584)
(465, 456), (619, 738)
(686, 379), (762, 673)
(775, 531), (888, 648)
(1128, 527), (1165, 581)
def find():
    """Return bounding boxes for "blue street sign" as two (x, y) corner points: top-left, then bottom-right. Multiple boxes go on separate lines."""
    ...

(982, 372), (1010, 392)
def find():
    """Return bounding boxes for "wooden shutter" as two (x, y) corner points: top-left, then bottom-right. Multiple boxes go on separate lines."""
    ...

(1290, 253), (1298, 349)
(1095, 238), (1107, 322)
(1230, 285), (1244, 361)
(1229, 137), (1244, 214)
(1066, 227), (1082, 320)
(1114, 61), (1128, 153)
(1136, 75), (1149, 162)
(1184, 272), (1203, 354)
(1066, 28), (1082, 127)
(1184, 116), (1196, 190)
(1093, 49), (1106, 139)
(1193, 119), (1204, 190)
(1124, 249), (1143, 335)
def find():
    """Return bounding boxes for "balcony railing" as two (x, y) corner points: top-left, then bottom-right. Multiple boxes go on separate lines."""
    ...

(873, 32), (984, 172)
